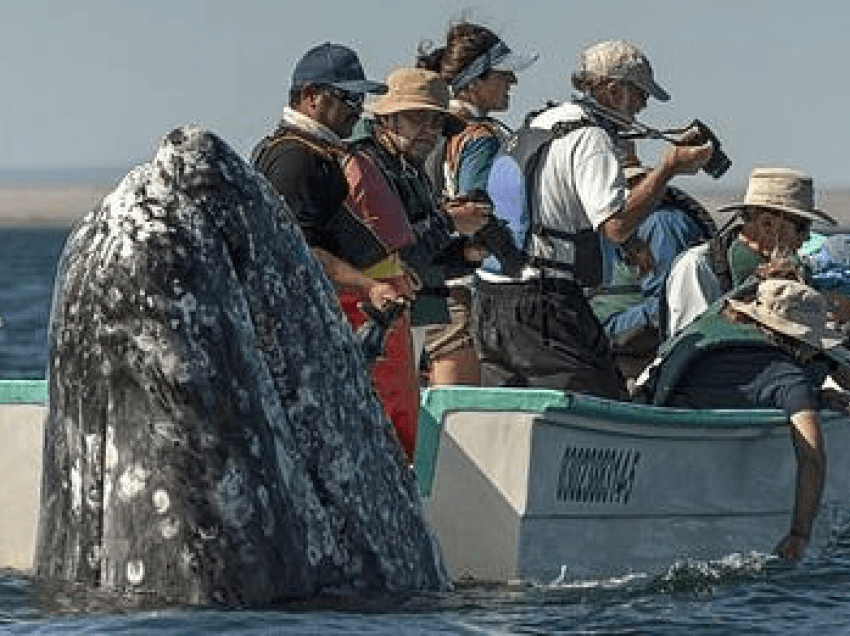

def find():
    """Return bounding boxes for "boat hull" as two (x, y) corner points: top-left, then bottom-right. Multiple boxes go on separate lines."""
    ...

(4, 382), (850, 583)
(0, 381), (47, 571)
(416, 387), (850, 583)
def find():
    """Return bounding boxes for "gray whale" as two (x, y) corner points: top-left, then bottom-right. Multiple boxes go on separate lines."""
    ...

(35, 127), (448, 605)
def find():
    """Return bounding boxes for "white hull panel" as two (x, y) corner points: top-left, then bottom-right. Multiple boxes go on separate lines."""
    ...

(419, 388), (850, 583)
(0, 403), (44, 571)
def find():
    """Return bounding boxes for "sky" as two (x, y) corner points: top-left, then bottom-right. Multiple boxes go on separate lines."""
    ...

(0, 0), (848, 190)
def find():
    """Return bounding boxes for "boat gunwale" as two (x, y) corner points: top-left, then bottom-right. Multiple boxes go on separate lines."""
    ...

(415, 386), (850, 496)
(0, 379), (48, 404)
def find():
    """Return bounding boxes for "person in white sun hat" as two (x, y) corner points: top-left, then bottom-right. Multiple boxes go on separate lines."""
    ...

(664, 166), (839, 338)
(416, 20), (537, 387)
(641, 267), (850, 560)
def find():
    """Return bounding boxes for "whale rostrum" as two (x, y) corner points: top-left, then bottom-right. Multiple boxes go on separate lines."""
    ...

(35, 126), (449, 605)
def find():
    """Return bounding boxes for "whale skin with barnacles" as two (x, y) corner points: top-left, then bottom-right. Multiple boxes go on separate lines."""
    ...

(35, 126), (448, 605)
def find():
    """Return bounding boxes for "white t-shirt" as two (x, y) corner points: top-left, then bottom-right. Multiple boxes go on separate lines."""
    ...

(531, 102), (624, 232)
(664, 242), (723, 337)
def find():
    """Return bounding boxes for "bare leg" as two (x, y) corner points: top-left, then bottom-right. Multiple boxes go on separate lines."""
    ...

(429, 345), (481, 386)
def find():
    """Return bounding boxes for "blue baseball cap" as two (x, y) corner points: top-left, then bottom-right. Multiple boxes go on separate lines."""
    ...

(292, 42), (387, 95)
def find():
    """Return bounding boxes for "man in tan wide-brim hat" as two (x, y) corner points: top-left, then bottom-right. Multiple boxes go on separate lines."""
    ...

(337, 67), (491, 460)
(366, 68), (466, 162)
(665, 166), (838, 338)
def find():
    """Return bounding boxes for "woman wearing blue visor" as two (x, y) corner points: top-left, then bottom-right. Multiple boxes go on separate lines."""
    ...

(417, 21), (537, 386)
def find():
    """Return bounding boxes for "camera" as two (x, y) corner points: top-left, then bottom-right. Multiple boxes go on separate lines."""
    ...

(473, 214), (526, 277)
(448, 189), (527, 277)
(687, 119), (731, 179)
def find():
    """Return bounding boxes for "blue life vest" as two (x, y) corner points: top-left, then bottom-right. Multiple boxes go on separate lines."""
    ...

(806, 234), (850, 296)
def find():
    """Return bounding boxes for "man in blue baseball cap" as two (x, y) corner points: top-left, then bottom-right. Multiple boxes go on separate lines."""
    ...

(291, 42), (387, 103)
(252, 43), (408, 314)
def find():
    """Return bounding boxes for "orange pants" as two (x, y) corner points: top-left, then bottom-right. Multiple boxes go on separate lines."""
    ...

(339, 285), (419, 461)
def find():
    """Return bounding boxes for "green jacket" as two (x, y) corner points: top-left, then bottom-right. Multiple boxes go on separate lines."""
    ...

(645, 293), (850, 406)
(645, 298), (770, 406)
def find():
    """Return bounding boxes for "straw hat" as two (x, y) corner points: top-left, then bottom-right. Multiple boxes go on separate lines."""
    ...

(726, 278), (845, 350)
(572, 40), (670, 102)
(716, 167), (837, 226)
(368, 68), (465, 134)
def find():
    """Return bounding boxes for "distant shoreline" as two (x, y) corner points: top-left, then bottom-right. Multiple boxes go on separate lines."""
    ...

(1, 184), (848, 229)
(0, 185), (110, 228)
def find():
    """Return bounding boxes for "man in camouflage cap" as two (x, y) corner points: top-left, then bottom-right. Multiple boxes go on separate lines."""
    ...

(572, 39), (670, 107)
(475, 39), (711, 398)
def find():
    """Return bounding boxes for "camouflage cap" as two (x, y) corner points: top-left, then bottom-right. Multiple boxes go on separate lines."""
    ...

(573, 40), (670, 102)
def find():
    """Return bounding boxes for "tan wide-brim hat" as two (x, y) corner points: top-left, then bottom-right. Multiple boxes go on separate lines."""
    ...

(368, 67), (465, 135)
(716, 167), (837, 226)
(726, 278), (845, 350)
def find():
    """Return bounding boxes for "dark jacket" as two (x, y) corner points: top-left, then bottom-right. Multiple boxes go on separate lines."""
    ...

(350, 134), (458, 325)
(252, 125), (349, 256)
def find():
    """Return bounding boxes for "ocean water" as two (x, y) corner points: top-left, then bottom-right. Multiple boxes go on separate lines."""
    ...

(4, 227), (850, 633)
(0, 229), (67, 379)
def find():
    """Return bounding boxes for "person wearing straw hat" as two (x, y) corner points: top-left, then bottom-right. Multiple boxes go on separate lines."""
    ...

(472, 39), (712, 399)
(665, 167), (838, 338)
(340, 67), (490, 459)
(642, 272), (850, 559)
(415, 20), (537, 387)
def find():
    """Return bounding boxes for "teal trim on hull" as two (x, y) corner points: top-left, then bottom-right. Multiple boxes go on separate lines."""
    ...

(0, 380), (796, 500)
(547, 392), (788, 428)
(0, 380), (48, 404)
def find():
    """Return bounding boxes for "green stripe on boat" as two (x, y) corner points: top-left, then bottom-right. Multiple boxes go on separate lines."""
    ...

(0, 380), (48, 404)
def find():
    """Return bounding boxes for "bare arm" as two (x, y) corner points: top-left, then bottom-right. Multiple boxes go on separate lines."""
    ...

(312, 248), (413, 309)
(599, 142), (713, 245)
(774, 409), (826, 560)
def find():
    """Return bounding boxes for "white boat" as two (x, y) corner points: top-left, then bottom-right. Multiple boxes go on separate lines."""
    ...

(3, 380), (850, 583)
(0, 380), (46, 571)
(415, 386), (850, 583)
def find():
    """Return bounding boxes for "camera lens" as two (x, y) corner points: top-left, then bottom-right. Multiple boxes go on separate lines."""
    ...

(704, 148), (731, 179)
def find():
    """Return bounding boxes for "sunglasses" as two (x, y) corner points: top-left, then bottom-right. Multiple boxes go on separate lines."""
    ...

(322, 85), (365, 111)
